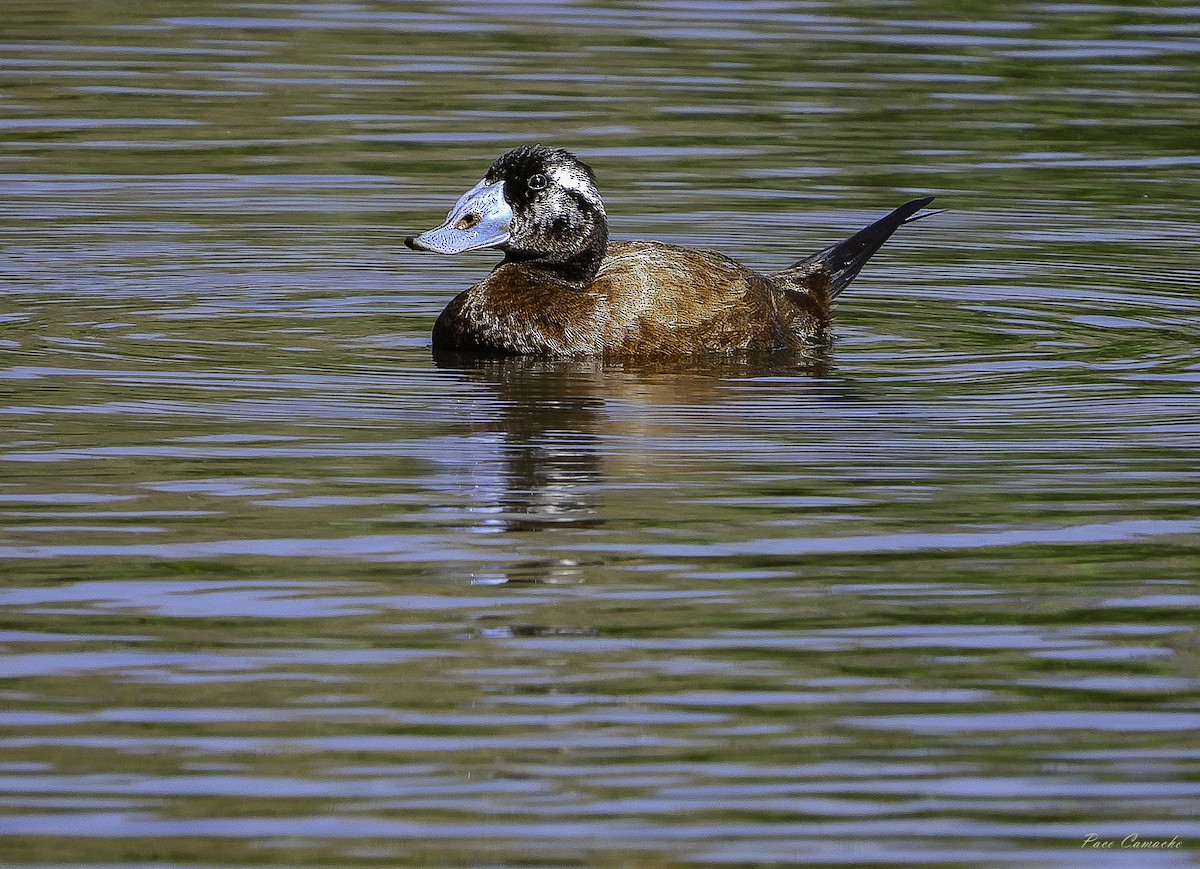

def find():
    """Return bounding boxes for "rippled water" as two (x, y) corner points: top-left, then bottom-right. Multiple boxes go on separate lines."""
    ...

(2, 2), (1200, 867)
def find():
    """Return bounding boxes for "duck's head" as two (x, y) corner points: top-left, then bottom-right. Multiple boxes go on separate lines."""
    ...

(406, 144), (609, 289)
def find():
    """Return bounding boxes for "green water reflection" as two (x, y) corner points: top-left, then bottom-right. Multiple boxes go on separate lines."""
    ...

(2, 1), (1200, 866)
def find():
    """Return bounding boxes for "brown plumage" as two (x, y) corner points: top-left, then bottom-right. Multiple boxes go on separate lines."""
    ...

(406, 145), (935, 356)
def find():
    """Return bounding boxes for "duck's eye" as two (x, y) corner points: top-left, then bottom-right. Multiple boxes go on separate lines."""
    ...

(527, 173), (548, 191)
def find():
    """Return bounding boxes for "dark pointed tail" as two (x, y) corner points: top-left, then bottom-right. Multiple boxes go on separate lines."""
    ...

(781, 196), (937, 300)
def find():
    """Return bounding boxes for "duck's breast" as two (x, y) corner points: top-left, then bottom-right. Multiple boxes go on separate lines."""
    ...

(432, 266), (606, 354)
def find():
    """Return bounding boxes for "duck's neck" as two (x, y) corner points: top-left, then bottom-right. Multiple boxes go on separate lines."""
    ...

(502, 223), (608, 291)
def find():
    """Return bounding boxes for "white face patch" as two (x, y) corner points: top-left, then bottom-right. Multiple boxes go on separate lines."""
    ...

(547, 162), (605, 215)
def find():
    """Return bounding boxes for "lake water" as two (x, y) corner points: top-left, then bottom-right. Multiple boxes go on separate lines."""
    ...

(2, 1), (1200, 866)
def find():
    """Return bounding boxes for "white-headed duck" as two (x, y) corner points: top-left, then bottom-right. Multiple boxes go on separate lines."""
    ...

(406, 145), (935, 356)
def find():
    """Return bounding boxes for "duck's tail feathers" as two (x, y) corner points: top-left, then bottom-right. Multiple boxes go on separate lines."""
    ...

(779, 196), (938, 301)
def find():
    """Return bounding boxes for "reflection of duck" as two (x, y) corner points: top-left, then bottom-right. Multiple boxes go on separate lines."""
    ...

(435, 351), (838, 585)
(462, 354), (607, 535)
(407, 144), (936, 356)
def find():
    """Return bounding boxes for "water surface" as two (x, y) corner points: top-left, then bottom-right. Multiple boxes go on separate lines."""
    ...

(2, 1), (1200, 866)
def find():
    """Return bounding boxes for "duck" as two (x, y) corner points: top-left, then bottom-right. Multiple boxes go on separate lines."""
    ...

(406, 145), (936, 356)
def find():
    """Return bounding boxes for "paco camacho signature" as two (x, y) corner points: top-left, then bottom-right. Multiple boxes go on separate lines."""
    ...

(1082, 834), (1183, 849)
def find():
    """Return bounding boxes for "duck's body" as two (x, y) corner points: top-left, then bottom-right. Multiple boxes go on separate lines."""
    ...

(432, 241), (806, 355)
(408, 145), (935, 357)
